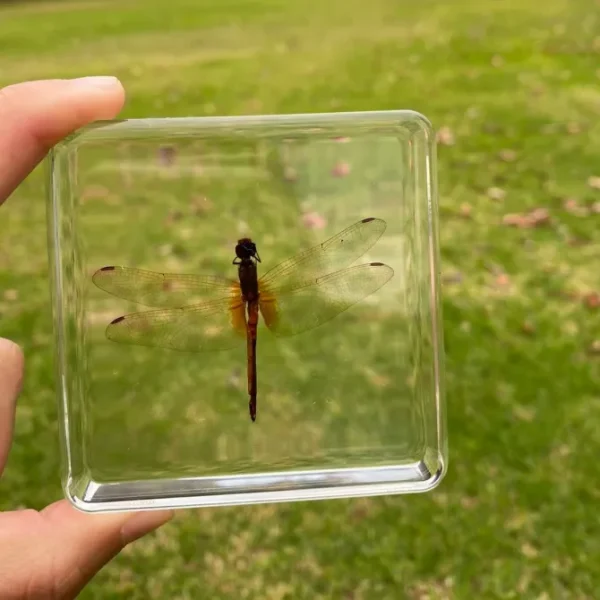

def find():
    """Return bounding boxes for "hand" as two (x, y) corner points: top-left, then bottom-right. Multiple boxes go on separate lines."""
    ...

(0, 79), (174, 599)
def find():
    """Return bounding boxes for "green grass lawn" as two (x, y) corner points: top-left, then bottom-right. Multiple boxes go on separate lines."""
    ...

(2, 0), (600, 597)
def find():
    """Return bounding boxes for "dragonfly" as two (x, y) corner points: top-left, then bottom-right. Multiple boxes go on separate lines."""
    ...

(92, 217), (394, 422)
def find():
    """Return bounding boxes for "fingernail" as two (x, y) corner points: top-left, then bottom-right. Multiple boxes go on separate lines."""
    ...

(120, 509), (175, 545)
(72, 76), (120, 89)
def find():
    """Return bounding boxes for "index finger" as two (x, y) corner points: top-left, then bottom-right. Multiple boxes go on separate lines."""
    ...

(0, 77), (125, 204)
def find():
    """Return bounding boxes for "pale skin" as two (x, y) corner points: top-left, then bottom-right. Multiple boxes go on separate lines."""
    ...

(0, 78), (174, 599)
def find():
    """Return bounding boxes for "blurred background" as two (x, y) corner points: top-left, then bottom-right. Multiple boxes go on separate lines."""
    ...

(1, 0), (600, 597)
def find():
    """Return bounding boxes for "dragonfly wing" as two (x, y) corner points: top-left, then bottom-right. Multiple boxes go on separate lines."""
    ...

(104, 297), (247, 352)
(259, 262), (393, 337)
(259, 217), (387, 294)
(92, 266), (238, 308)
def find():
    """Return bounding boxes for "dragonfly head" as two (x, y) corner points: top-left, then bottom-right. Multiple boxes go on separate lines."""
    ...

(235, 238), (261, 263)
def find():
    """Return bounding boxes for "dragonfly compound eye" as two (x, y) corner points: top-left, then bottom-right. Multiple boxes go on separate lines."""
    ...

(235, 238), (258, 260)
(235, 239), (256, 259)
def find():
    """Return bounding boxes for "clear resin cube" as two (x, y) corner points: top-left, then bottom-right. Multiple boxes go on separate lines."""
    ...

(46, 110), (446, 512)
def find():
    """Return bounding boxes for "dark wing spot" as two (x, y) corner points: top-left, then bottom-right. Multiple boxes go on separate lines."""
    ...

(100, 266), (116, 271)
(370, 262), (384, 266)
(111, 316), (126, 324)
(361, 217), (375, 223)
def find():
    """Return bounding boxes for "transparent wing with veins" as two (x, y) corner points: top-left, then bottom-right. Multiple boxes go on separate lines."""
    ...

(91, 217), (394, 351)
(101, 299), (248, 352)
(92, 266), (238, 307)
(92, 266), (247, 352)
(258, 218), (394, 337)
(259, 217), (387, 294)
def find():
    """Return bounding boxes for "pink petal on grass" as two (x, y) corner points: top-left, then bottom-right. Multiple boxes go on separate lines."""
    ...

(502, 208), (550, 228)
(302, 212), (327, 230)
(528, 207), (551, 226)
(495, 273), (511, 287)
(436, 126), (455, 146)
(503, 213), (527, 227)
(459, 203), (472, 218)
(521, 321), (536, 335)
(564, 198), (589, 216)
(499, 149), (517, 162)
(583, 292), (600, 309)
(332, 161), (351, 177)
